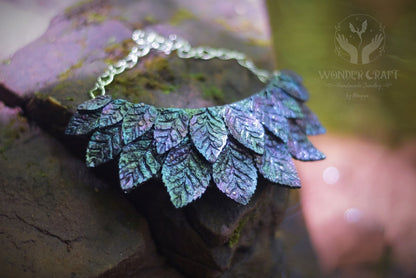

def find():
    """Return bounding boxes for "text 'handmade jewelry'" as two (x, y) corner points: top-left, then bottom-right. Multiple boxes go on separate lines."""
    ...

(65, 30), (326, 208)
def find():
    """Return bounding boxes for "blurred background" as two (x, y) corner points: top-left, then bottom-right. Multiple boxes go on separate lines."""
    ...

(0, 0), (415, 277)
(267, 0), (416, 277)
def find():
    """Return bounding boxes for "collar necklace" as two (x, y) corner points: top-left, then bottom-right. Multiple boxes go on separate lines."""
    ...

(65, 30), (325, 208)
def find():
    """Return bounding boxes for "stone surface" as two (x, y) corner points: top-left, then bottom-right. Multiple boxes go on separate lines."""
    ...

(0, 107), (180, 278)
(0, 0), (291, 277)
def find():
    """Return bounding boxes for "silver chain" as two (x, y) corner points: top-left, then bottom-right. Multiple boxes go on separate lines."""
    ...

(89, 30), (276, 98)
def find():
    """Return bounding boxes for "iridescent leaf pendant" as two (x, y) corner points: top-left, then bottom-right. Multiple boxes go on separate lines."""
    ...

(66, 72), (325, 208)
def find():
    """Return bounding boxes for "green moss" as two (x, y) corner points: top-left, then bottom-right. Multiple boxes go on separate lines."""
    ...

(58, 59), (84, 81)
(86, 12), (106, 24)
(106, 56), (178, 103)
(202, 85), (225, 104)
(170, 8), (196, 26)
(247, 38), (270, 47)
(64, 0), (94, 15)
(104, 39), (135, 64)
(188, 72), (207, 82)
(228, 215), (250, 248)
(143, 15), (157, 24)
(0, 116), (27, 157)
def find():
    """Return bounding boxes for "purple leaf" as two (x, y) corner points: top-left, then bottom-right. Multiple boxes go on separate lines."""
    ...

(255, 132), (300, 187)
(213, 139), (257, 205)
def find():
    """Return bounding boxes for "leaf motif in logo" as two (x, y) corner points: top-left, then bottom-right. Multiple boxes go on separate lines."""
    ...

(154, 109), (189, 154)
(119, 132), (161, 192)
(86, 125), (123, 167)
(190, 108), (228, 163)
(122, 104), (158, 144)
(162, 138), (211, 208)
(255, 132), (300, 187)
(361, 20), (367, 33)
(349, 22), (356, 34)
(213, 139), (257, 205)
(223, 104), (264, 155)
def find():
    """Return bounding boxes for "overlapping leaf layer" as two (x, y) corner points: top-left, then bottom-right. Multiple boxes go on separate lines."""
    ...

(66, 72), (325, 208)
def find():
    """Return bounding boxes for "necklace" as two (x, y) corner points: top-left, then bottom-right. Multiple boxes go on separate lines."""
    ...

(65, 30), (325, 208)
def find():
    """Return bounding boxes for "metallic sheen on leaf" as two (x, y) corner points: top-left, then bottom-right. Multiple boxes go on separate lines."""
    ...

(190, 108), (228, 163)
(77, 95), (112, 111)
(154, 108), (189, 154)
(119, 132), (161, 192)
(86, 125), (123, 167)
(65, 110), (101, 135)
(162, 138), (211, 208)
(296, 104), (326, 136)
(99, 99), (132, 128)
(287, 121), (325, 161)
(274, 70), (309, 102)
(223, 104), (264, 155)
(213, 140), (257, 205)
(122, 104), (158, 144)
(255, 132), (300, 187)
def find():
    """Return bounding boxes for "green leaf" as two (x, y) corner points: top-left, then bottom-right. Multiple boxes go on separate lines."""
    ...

(162, 138), (211, 208)
(119, 132), (161, 192)
(77, 95), (112, 111)
(223, 104), (264, 155)
(189, 108), (228, 163)
(122, 104), (158, 144)
(86, 125), (123, 167)
(154, 108), (189, 154)
(213, 140), (257, 205)
(65, 109), (101, 135)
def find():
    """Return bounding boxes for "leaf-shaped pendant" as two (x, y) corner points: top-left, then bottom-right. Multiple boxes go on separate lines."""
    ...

(122, 104), (158, 144)
(162, 138), (211, 208)
(119, 131), (161, 192)
(77, 95), (112, 111)
(255, 132), (300, 187)
(86, 125), (123, 167)
(65, 109), (102, 135)
(251, 93), (289, 143)
(213, 139), (257, 205)
(99, 99), (132, 128)
(223, 104), (264, 155)
(268, 87), (303, 119)
(274, 71), (309, 102)
(295, 104), (326, 136)
(154, 108), (189, 154)
(287, 121), (325, 161)
(190, 107), (228, 163)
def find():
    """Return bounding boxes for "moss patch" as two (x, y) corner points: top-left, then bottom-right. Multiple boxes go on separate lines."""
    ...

(202, 85), (225, 104)
(106, 56), (178, 103)
(170, 8), (196, 26)
(228, 215), (250, 248)
(58, 59), (84, 81)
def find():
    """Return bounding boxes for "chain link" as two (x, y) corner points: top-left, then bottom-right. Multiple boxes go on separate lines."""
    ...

(89, 30), (275, 98)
